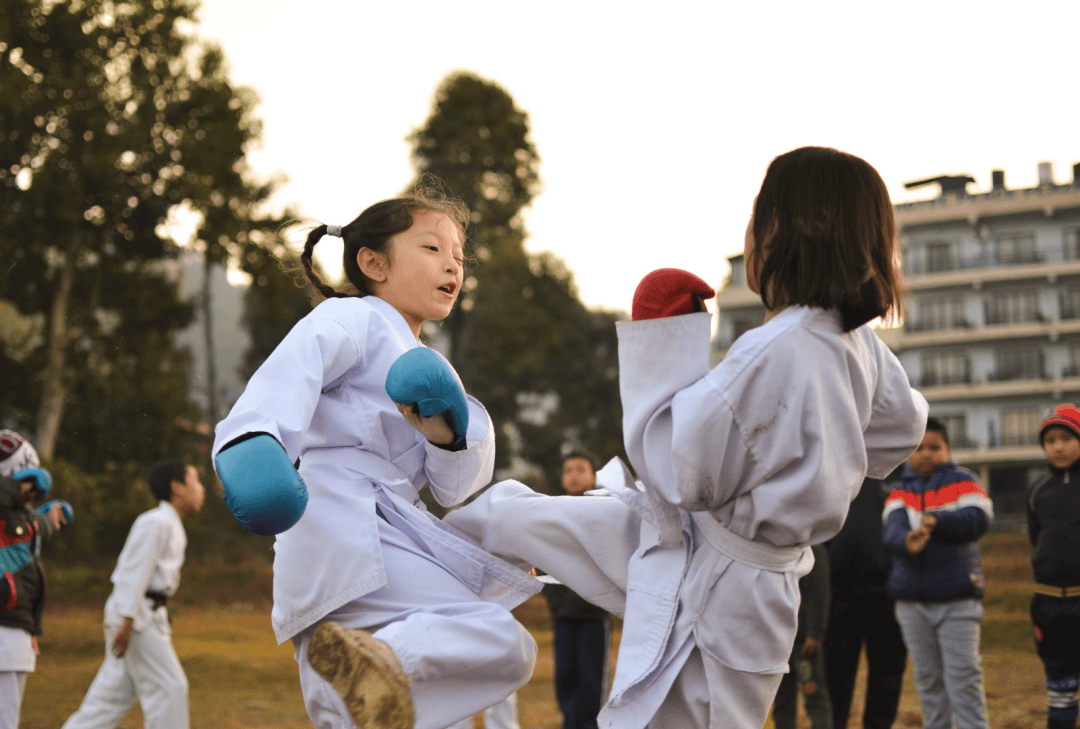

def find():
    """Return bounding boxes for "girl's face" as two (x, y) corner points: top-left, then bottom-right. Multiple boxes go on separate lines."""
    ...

(363, 210), (465, 337)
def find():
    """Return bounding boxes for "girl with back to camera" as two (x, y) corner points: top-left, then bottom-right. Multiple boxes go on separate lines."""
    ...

(212, 188), (540, 729)
(449, 146), (929, 728)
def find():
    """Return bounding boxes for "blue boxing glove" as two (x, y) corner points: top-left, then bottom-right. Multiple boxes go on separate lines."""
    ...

(385, 348), (469, 446)
(215, 433), (308, 536)
(36, 499), (73, 532)
(14, 467), (51, 500)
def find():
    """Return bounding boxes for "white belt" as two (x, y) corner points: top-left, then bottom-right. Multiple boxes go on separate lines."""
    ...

(691, 512), (806, 572)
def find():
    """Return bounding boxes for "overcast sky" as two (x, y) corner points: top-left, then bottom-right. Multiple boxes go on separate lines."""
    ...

(190, 0), (1080, 312)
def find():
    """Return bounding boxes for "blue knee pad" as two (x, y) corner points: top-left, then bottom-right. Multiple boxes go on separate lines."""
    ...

(385, 348), (469, 438)
(1048, 674), (1080, 727)
(215, 434), (308, 535)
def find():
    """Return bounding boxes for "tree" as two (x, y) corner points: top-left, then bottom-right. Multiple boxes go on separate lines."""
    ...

(409, 72), (625, 490)
(0, 0), (277, 463)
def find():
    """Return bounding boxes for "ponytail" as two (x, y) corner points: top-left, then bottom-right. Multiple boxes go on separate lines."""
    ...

(300, 224), (350, 299)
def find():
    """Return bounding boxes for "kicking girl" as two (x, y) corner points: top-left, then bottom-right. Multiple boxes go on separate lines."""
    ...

(212, 189), (539, 729)
(448, 146), (928, 728)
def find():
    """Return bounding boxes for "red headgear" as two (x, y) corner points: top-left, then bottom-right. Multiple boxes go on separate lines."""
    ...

(1041, 404), (1080, 444)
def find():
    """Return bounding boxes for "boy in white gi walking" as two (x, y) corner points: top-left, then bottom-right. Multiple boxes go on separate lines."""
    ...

(62, 460), (205, 729)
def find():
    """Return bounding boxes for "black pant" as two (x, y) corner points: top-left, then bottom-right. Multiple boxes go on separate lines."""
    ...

(552, 617), (609, 729)
(824, 588), (907, 729)
(1032, 593), (1080, 729)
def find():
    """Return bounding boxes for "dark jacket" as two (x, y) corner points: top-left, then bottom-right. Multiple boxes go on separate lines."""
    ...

(542, 583), (608, 622)
(0, 475), (58, 635)
(1027, 459), (1080, 587)
(828, 478), (893, 595)
(797, 544), (830, 641)
(882, 462), (992, 602)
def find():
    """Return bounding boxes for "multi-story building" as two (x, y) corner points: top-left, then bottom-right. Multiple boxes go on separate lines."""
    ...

(713, 161), (1080, 522)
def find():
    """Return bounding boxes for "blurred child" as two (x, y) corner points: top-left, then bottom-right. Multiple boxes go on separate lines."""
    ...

(883, 418), (992, 729)
(1028, 403), (1080, 729)
(772, 544), (833, 729)
(0, 430), (70, 729)
(62, 460), (204, 729)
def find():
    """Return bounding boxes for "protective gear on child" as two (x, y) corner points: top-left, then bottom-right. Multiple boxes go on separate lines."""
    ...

(215, 433), (308, 535)
(631, 268), (715, 321)
(35, 499), (74, 531)
(385, 348), (469, 439)
(14, 467), (51, 500)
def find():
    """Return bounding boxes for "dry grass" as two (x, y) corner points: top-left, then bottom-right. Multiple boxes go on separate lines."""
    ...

(25, 532), (1046, 728)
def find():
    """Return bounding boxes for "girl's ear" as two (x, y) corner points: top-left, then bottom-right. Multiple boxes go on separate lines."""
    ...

(356, 247), (389, 283)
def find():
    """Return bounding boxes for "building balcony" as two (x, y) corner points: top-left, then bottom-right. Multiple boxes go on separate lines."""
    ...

(714, 283), (763, 309)
(895, 184), (1080, 229)
(913, 373), (1080, 403)
(879, 317), (1080, 350)
(950, 442), (1045, 467)
(902, 252), (1080, 292)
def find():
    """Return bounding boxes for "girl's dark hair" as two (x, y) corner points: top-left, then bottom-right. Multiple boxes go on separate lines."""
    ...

(925, 417), (949, 447)
(300, 183), (469, 300)
(148, 460), (188, 502)
(751, 146), (902, 332)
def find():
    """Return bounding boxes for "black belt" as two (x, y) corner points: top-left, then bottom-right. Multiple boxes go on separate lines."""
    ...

(145, 591), (169, 610)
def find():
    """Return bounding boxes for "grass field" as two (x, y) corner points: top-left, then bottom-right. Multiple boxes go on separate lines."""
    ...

(23, 531), (1048, 728)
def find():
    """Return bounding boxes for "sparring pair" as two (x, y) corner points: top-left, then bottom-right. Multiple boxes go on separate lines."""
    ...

(214, 146), (928, 729)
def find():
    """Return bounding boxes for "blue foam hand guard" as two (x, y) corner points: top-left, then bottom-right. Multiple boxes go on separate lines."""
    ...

(215, 434), (308, 536)
(36, 499), (73, 532)
(14, 467), (51, 500)
(385, 348), (469, 438)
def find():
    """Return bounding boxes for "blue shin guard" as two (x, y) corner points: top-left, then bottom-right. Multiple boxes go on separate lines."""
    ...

(215, 434), (308, 535)
(385, 348), (469, 439)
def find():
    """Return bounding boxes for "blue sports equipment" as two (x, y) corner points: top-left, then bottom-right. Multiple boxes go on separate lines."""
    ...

(215, 434), (308, 536)
(385, 348), (469, 438)
(13, 467), (51, 500)
(35, 499), (73, 532)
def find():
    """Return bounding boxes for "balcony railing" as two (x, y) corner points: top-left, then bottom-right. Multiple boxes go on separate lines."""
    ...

(986, 369), (1049, 383)
(904, 244), (1080, 276)
(904, 318), (972, 333)
(916, 371), (971, 387)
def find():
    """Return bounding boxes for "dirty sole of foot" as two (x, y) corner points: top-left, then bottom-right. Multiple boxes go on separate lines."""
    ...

(309, 621), (415, 729)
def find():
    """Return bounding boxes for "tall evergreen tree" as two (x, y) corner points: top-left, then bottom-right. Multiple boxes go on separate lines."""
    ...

(0, 0), (277, 464)
(409, 72), (624, 489)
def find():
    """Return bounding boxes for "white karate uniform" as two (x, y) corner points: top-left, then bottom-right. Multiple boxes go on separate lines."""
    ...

(449, 306), (927, 729)
(62, 501), (189, 729)
(0, 625), (34, 729)
(212, 296), (540, 729)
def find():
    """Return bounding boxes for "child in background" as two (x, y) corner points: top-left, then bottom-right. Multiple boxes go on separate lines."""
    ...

(213, 189), (539, 729)
(1028, 403), (1080, 729)
(62, 460), (204, 729)
(772, 544), (833, 729)
(0, 430), (71, 729)
(449, 146), (928, 728)
(883, 417), (992, 729)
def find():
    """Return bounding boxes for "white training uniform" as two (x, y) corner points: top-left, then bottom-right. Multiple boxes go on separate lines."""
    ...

(212, 296), (540, 729)
(62, 501), (189, 729)
(448, 306), (927, 729)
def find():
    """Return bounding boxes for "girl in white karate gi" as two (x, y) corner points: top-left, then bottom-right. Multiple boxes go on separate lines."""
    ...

(212, 190), (539, 729)
(448, 146), (928, 729)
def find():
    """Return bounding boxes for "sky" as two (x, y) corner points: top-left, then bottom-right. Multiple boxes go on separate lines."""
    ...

(189, 0), (1080, 313)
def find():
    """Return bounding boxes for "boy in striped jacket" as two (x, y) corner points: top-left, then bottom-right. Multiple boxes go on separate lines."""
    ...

(883, 417), (993, 729)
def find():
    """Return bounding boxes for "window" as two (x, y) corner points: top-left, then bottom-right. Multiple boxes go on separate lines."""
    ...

(729, 256), (746, 287)
(914, 295), (966, 331)
(920, 351), (969, 386)
(1061, 288), (1080, 320)
(985, 289), (1040, 325)
(1066, 344), (1080, 378)
(936, 413), (970, 449)
(1065, 228), (1080, 261)
(992, 346), (1044, 381)
(1000, 408), (1043, 447)
(925, 241), (956, 273)
(994, 233), (1039, 264)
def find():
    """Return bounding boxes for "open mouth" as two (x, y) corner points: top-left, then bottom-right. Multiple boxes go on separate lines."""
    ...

(439, 283), (456, 295)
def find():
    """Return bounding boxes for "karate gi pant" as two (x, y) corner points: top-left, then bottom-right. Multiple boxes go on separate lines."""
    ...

(895, 599), (988, 729)
(0, 672), (27, 729)
(61, 614), (188, 729)
(444, 692), (521, 729)
(293, 516), (537, 729)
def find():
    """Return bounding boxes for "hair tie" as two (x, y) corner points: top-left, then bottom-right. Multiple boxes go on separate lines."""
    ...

(326, 224), (342, 237)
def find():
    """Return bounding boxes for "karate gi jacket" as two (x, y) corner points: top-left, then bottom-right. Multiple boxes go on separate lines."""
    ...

(213, 296), (538, 644)
(607, 306), (927, 727)
(104, 501), (186, 632)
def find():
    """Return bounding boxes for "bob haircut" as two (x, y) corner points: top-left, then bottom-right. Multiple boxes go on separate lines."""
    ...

(751, 146), (902, 332)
